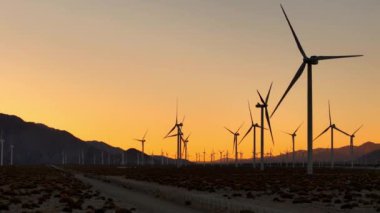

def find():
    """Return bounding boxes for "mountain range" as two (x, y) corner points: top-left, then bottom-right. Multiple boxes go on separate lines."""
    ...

(0, 113), (378, 165)
(0, 113), (178, 165)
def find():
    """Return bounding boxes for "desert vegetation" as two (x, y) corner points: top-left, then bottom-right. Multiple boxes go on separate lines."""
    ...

(0, 166), (132, 212)
(74, 166), (380, 212)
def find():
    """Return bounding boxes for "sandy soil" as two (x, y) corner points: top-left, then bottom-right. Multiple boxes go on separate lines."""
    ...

(75, 174), (202, 213)
(95, 175), (376, 213)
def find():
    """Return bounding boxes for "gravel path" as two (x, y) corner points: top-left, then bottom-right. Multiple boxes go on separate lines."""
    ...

(75, 174), (202, 213)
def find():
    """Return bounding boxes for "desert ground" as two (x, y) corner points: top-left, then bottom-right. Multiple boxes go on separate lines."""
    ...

(1, 165), (380, 213)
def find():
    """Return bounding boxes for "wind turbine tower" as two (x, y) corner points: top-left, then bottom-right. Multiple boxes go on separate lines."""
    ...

(271, 5), (363, 175)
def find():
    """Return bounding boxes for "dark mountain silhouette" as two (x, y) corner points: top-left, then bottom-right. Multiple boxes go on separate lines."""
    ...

(357, 150), (380, 164)
(0, 113), (178, 165)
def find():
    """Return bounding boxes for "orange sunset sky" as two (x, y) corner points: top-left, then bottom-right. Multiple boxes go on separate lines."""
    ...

(0, 0), (379, 160)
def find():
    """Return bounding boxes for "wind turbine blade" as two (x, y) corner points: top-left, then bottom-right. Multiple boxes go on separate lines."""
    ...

(143, 130), (148, 140)
(164, 125), (177, 138)
(176, 98), (178, 124)
(134, 139), (143, 142)
(236, 122), (244, 133)
(257, 125), (268, 130)
(182, 116), (185, 124)
(185, 133), (191, 141)
(328, 101), (332, 126)
(280, 4), (307, 58)
(282, 130), (292, 136)
(313, 126), (331, 141)
(294, 122), (303, 134)
(265, 107), (274, 144)
(225, 127), (234, 135)
(316, 55), (363, 60)
(257, 90), (265, 104)
(265, 82), (273, 104)
(239, 126), (253, 145)
(271, 62), (306, 117)
(248, 101), (254, 124)
(334, 126), (350, 137)
(352, 125), (363, 135)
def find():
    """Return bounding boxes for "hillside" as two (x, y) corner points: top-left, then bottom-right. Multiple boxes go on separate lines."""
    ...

(0, 113), (177, 165)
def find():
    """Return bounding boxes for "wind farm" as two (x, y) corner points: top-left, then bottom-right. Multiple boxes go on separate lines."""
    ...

(0, 1), (379, 213)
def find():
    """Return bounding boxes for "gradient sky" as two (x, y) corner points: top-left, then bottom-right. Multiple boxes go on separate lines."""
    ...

(0, 0), (379, 160)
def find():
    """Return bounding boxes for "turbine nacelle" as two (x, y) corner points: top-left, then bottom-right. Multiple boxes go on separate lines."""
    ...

(256, 103), (266, 108)
(304, 56), (319, 65)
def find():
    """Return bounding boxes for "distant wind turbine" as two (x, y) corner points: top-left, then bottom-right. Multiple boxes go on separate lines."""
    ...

(240, 101), (266, 168)
(271, 4), (363, 175)
(0, 131), (4, 166)
(225, 123), (244, 168)
(164, 101), (185, 167)
(10, 144), (14, 166)
(135, 130), (148, 166)
(256, 83), (274, 171)
(349, 125), (363, 168)
(203, 149), (206, 167)
(219, 150), (223, 166)
(314, 101), (350, 168)
(182, 133), (191, 161)
(282, 123), (302, 168)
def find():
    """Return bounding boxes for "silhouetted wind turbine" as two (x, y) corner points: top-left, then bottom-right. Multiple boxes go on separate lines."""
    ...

(240, 101), (267, 168)
(226, 150), (229, 165)
(282, 123), (302, 168)
(101, 151), (104, 165)
(256, 83), (274, 171)
(135, 130), (148, 166)
(164, 101), (185, 167)
(219, 150), (223, 166)
(349, 125), (363, 168)
(271, 5), (363, 175)
(182, 133), (191, 161)
(0, 131), (4, 166)
(314, 101), (350, 168)
(203, 148), (206, 167)
(225, 123), (243, 168)
(10, 144), (14, 166)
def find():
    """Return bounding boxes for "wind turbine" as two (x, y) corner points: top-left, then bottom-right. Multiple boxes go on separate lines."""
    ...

(164, 101), (185, 167)
(135, 130), (148, 166)
(271, 5), (363, 175)
(203, 149), (206, 167)
(0, 131), (4, 166)
(282, 123), (302, 168)
(256, 83), (274, 171)
(348, 125), (363, 168)
(314, 101), (350, 168)
(62, 151), (65, 165)
(121, 150), (125, 165)
(225, 123), (243, 168)
(219, 150), (223, 166)
(182, 134), (191, 161)
(101, 151), (104, 165)
(10, 144), (14, 166)
(226, 150), (229, 165)
(161, 149), (164, 165)
(240, 101), (266, 168)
